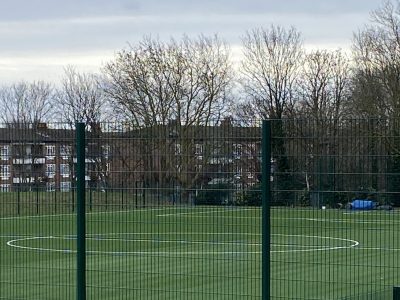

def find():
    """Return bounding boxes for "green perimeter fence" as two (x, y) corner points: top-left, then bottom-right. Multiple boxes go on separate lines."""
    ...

(1, 119), (400, 299)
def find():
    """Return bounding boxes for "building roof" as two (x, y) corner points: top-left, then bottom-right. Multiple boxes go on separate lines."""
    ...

(0, 121), (262, 144)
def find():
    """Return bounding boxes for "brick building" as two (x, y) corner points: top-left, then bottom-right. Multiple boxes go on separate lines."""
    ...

(0, 121), (261, 196)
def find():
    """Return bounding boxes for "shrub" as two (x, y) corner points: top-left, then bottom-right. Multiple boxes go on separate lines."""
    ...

(234, 184), (261, 206)
(194, 183), (232, 205)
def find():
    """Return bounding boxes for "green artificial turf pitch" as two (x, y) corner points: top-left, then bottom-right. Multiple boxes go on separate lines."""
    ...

(1, 206), (400, 299)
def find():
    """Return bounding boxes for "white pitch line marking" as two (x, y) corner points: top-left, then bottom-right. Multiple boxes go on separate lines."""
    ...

(5, 233), (359, 255)
(0, 207), (178, 220)
(353, 247), (400, 251)
(157, 208), (259, 217)
(273, 217), (400, 225)
(270, 234), (359, 253)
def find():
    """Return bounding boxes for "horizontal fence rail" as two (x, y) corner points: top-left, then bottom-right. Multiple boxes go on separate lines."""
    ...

(1, 119), (400, 299)
(269, 118), (400, 299)
(0, 120), (262, 299)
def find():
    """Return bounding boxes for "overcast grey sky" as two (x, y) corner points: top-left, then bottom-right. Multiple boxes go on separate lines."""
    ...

(0, 0), (384, 84)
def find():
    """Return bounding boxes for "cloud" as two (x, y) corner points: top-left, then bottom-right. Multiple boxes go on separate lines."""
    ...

(0, 0), (383, 21)
(0, 0), (140, 21)
(0, 11), (370, 55)
(0, 0), (385, 83)
(0, 52), (110, 85)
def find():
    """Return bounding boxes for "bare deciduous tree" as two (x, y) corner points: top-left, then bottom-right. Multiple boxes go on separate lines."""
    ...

(352, 1), (400, 152)
(0, 81), (54, 192)
(239, 25), (303, 120)
(56, 66), (111, 192)
(237, 25), (303, 204)
(293, 50), (351, 195)
(103, 35), (233, 200)
(0, 81), (54, 126)
(297, 49), (351, 120)
(56, 66), (109, 128)
(351, 1), (400, 203)
(103, 35), (232, 127)
(352, 0), (400, 118)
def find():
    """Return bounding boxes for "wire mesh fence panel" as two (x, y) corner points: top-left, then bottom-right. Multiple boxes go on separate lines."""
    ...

(0, 123), (76, 299)
(269, 118), (400, 299)
(0, 120), (263, 300)
(4, 118), (399, 299)
(82, 119), (261, 299)
(82, 120), (262, 299)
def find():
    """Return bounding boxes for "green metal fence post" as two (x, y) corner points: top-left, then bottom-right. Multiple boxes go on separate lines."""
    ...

(394, 287), (400, 300)
(262, 120), (271, 300)
(76, 122), (86, 300)
(17, 185), (20, 215)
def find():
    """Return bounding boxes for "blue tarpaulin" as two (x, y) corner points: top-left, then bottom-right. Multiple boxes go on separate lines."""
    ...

(351, 199), (376, 210)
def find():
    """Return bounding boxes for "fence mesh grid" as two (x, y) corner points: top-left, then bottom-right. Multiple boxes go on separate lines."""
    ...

(1, 119), (400, 299)
(0, 120), (262, 299)
(270, 119), (400, 299)
(0, 123), (77, 299)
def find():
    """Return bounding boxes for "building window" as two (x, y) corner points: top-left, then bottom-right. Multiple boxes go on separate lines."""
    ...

(46, 182), (55, 192)
(235, 165), (242, 178)
(106, 163), (110, 173)
(174, 143), (181, 155)
(1, 146), (9, 160)
(46, 145), (56, 157)
(46, 164), (56, 178)
(195, 164), (202, 172)
(25, 145), (31, 156)
(60, 181), (71, 192)
(212, 146), (220, 156)
(102, 145), (110, 158)
(0, 184), (10, 192)
(195, 144), (203, 155)
(60, 164), (70, 177)
(233, 144), (242, 158)
(60, 145), (71, 157)
(0, 165), (10, 178)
